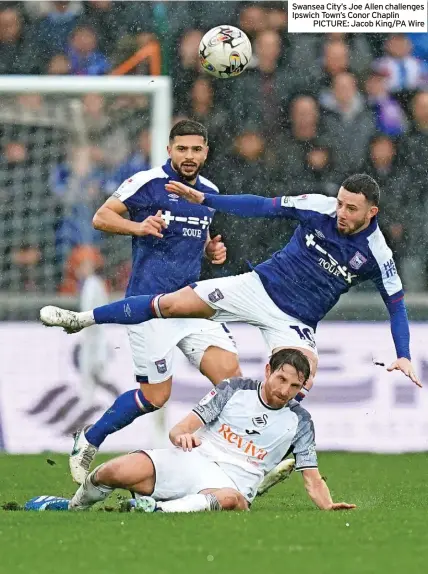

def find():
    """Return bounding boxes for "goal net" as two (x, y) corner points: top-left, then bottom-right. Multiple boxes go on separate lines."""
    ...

(0, 76), (171, 318)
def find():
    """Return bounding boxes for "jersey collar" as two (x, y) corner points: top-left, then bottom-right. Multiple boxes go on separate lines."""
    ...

(162, 159), (202, 189)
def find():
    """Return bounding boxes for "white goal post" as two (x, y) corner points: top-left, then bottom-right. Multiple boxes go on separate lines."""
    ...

(0, 75), (172, 166)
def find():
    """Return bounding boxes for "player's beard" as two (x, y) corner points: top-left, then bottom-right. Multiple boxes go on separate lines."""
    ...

(171, 159), (204, 182)
(337, 216), (368, 236)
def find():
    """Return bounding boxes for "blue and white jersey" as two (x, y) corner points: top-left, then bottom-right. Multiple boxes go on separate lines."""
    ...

(113, 159), (219, 296)
(255, 194), (403, 329)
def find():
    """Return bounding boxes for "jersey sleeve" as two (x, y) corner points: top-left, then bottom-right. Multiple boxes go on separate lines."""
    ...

(202, 193), (337, 221)
(192, 378), (258, 424)
(111, 172), (151, 211)
(290, 404), (318, 471)
(273, 194), (337, 222)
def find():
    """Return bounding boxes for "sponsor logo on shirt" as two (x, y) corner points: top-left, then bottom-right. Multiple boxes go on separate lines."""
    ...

(217, 424), (268, 460)
(305, 233), (357, 285)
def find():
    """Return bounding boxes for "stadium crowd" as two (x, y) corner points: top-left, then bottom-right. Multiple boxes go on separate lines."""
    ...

(1, 1), (428, 294)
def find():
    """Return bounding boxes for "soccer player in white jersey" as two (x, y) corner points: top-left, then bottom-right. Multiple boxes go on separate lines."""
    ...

(24, 349), (356, 513)
(64, 120), (240, 484)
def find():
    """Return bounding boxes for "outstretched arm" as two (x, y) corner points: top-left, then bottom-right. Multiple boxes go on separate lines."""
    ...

(302, 469), (356, 511)
(165, 181), (337, 221)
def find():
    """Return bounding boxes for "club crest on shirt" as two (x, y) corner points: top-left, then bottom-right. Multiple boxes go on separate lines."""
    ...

(252, 414), (268, 428)
(155, 359), (167, 374)
(349, 251), (367, 270)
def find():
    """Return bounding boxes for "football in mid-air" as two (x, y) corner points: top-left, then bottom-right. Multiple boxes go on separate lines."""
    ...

(199, 25), (252, 79)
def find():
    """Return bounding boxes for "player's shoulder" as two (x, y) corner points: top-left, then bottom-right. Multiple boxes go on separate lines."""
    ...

(113, 166), (167, 199)
(366, 223), (393, 265)
(217, 376), (259, 392)
(198, 174), (220, 194)
(288, 400), (313, 423)
(283, 194), (337, 217)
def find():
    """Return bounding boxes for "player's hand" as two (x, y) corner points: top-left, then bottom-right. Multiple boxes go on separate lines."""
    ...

(174, 433), (201, 452)
(205, 235), (227, 265)
(135, 210), (167, 238)
(165, 181), (205, 204)
(330, 502), (357, 511)
(387, 358), (422, 388)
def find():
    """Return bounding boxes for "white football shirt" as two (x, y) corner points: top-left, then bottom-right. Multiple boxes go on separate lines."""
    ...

(192, 377), (318, 501)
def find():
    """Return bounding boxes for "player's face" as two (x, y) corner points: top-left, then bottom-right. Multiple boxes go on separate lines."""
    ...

(336, 187), (378, 235)
(168, 135), (208, 183)
(263, 364), (305, 408)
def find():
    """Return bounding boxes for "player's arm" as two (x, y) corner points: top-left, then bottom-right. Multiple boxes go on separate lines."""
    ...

(165, 181), (336, 221)
(302, 469), (356, 511)
(369, 245), (421, 387)
(291, 406), (355, 510)
(169, 413), (204, 451)
(169, 380), (237, 451)
(93, 197), (166, 238)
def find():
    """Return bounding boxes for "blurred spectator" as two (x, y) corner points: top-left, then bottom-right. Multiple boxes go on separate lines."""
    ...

(233, 30), (288, 142)
(278, 96), (327, 188)
(323, 33), (373, 75)
(373, 34), (427, 113)
(104, 129), (151, 193)
(364, 70), (407, 136)
(300, 145), (337, 196)
(0, 7), (38, 74)
(238, 3), (268, 41)
(399, 91), (428, 188)
(320, 40), (350, 89)
(407, 33), (428, 63)
(36, 1), (80, 62)
(68, 26), (110, 75)
(173, 29), (204, 113)
(184, 77), (229, 159)
(10, 244), (42, 292)
(205, 130), (273, 277)
(264, 3), (288, 33)
(83, 0), (119, 56)
(59, 244), (105, 295)
(46, 53), (71, 74)
(322, 72), (375, 176)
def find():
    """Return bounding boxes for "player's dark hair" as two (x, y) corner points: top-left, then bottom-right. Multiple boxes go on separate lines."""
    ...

(269, 349), (311, 383)
(341, 173), (380, 207)
(169, 120), (208, 144)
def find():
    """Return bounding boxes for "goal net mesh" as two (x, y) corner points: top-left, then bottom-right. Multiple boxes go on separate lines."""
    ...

(0, 90), (153, 303)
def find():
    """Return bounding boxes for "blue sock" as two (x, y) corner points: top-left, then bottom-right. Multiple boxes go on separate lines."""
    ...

(93, 295), (158, 325)
(85, 389), (159, 448)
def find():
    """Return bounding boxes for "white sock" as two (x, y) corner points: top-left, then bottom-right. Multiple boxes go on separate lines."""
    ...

(158, 493), (221, 513)
(69, 467), (113, 510)
(78, 311), (96, 327)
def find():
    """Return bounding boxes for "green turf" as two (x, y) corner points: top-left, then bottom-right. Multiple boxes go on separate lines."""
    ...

(0, 453), (427, 574)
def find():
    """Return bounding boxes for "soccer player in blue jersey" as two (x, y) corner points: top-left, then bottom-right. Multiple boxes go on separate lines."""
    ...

(59, 120), (241, 484)
(42, 173), (420, 390)
(42, 172), (420, 491)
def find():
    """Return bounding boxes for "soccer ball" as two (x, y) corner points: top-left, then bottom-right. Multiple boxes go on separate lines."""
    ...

(199, 25), (252, 79)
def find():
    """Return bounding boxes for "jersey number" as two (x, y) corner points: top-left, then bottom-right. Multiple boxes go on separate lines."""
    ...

(290, 325), (315, 345)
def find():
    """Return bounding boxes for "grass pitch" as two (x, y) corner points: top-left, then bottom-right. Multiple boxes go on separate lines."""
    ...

(0, 453), (427, 574)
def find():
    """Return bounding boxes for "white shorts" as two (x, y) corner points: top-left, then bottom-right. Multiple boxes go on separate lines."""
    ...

(193, 271), (318, 356)
(143, 448), (237, 501)
(127, 318), (237, 383)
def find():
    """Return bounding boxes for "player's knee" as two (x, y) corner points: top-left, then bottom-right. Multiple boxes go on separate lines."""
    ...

(220, 354), (241, 379)
(95, 460), (120, 486)
(140, 382), (171, 407)
(217, 488), (248, 511)
(158, 293), (179, 318)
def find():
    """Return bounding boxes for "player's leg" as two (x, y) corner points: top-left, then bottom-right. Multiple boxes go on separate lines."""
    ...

(134, 487), (249, 513)
(70, 323), (174, 484)
(39, 286), (214, 333)
(177, 321), (241, 385)
(69, 452), (155, 510)
(24, 452), (154, 512)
